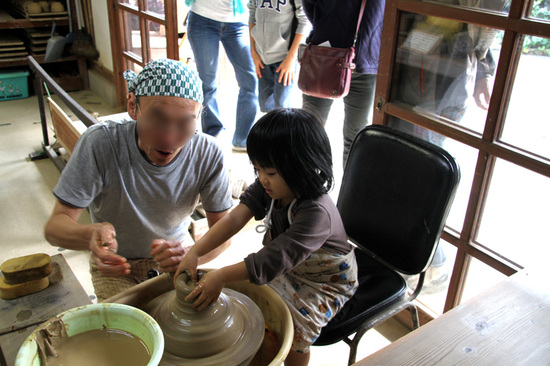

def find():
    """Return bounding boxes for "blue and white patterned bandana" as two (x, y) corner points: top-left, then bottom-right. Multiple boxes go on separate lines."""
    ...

(123, 59), (203, 104)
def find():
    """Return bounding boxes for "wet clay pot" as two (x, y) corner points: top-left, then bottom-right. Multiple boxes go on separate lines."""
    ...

(148, 271), (265, 366)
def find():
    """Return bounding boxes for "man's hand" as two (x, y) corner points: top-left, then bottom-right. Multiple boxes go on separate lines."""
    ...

(89, 222), (130, 277)
(150, 239), (191, 273)
(474, 77), (492, 110)
(185, 270), (225, 311)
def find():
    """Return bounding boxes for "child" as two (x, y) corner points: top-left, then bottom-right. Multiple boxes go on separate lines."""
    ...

(176, 108), (358, 366)
(248, 0), (311, 112)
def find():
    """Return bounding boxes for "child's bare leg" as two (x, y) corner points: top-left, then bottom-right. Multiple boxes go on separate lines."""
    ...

(285, 350), (310, 366)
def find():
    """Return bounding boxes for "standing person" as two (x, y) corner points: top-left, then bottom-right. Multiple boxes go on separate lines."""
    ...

(248, 0), (311, 111)
(301, 0), (386, 165)
(44, 59), (234, 301)
(176, 109), (358, 366)
(186, 0), (258, 151)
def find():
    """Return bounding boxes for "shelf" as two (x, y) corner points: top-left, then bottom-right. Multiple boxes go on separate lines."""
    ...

(0, 55), (90, 90)
(0, 8), (68, 30)
(0, 1), (88, 91)
(0, 18), (69, 30)
(0, 55), (81, 68)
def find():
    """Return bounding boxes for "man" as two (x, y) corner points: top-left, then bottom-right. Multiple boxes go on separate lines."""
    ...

(44, 59), (234, 301)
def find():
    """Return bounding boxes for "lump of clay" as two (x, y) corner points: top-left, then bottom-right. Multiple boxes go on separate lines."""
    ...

(149, 271), (265, 366)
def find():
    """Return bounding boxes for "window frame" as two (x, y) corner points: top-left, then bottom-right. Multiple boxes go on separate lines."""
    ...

(374, 0), (550, 311)
(107, 0), (179, 108)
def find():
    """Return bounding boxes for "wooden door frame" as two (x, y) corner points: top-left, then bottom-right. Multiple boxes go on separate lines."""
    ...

(107, 0), (179, 108)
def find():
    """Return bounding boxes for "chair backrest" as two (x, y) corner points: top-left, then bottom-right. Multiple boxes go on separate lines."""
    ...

(338, 125), (460, 275)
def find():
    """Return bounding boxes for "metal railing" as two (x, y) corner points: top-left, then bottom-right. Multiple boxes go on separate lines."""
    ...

(27, 56), (96, 170)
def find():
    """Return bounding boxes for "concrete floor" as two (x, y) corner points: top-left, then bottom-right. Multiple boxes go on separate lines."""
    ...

(0, 87), (409, 365)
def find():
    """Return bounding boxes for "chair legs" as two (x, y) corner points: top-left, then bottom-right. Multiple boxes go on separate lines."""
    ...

(345, 326), (369, 365)
(407, 303), (420, 329)
(344, 324), (372, 366)
(346, 304), (419, 365)
(334, 302), (420, 365)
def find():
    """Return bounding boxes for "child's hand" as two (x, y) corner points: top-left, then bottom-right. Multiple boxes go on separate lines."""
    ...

(174, 249), (199, 287)
(185, 270), (226, 311)
(250, 48), (264, 79)
(276, 57), (295, 86)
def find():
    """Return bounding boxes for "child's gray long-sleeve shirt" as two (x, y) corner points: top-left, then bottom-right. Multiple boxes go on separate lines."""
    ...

(248, 0), (311, 65)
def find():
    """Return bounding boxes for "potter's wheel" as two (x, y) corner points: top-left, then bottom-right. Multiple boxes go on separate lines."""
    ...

(145, 271), (265, 366)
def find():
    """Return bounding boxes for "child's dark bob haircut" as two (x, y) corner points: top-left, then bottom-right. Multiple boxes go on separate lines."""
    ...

(246, 108), (334, 200)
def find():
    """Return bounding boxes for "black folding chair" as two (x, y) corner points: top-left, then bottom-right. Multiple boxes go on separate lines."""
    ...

(313, 125), (460, 364)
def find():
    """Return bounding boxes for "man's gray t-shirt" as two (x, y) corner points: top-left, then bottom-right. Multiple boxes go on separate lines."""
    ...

(53, 120), (233, 259)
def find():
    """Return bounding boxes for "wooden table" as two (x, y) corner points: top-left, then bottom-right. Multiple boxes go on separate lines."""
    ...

(356, 269), (550, 365)
(0, 254), (91, 366)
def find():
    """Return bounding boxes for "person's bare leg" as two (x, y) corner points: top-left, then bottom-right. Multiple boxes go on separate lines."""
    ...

(284, 350), (310, 366)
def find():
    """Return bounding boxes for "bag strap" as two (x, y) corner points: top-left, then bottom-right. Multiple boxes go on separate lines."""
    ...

(353, 0), (368, 47)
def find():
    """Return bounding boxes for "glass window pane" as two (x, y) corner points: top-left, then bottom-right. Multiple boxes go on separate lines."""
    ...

(529, 0), (550, 21)
(498, 36), (550, 159)
(475, 158), (550, 269)
(460, 256), (507, 304)
(406, 239), (457, 314)
(179, 36), (193, 63)
(149, 20), (167, 60)
(387, 119), (476, 234)
(118, 0), (138, 8)
(145, 0), (165, 19)
(126, 62), (143, 74)
(425, 0), (510, 14)
(122, 11), (142, 61)
(390, 12), (503, 135)
(440, 138), (477, 233)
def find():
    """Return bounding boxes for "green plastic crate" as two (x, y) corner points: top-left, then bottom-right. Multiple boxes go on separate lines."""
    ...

(0, 69), (30, 101)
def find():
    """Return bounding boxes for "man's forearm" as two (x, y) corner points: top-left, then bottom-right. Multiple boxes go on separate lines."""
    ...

(44, 213), (95, 251)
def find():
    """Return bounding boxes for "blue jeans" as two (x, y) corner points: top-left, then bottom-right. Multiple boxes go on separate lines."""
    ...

(258, 62), (294, 112)
(187, 12), (258, 147)
(302, 73), (377, 165)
